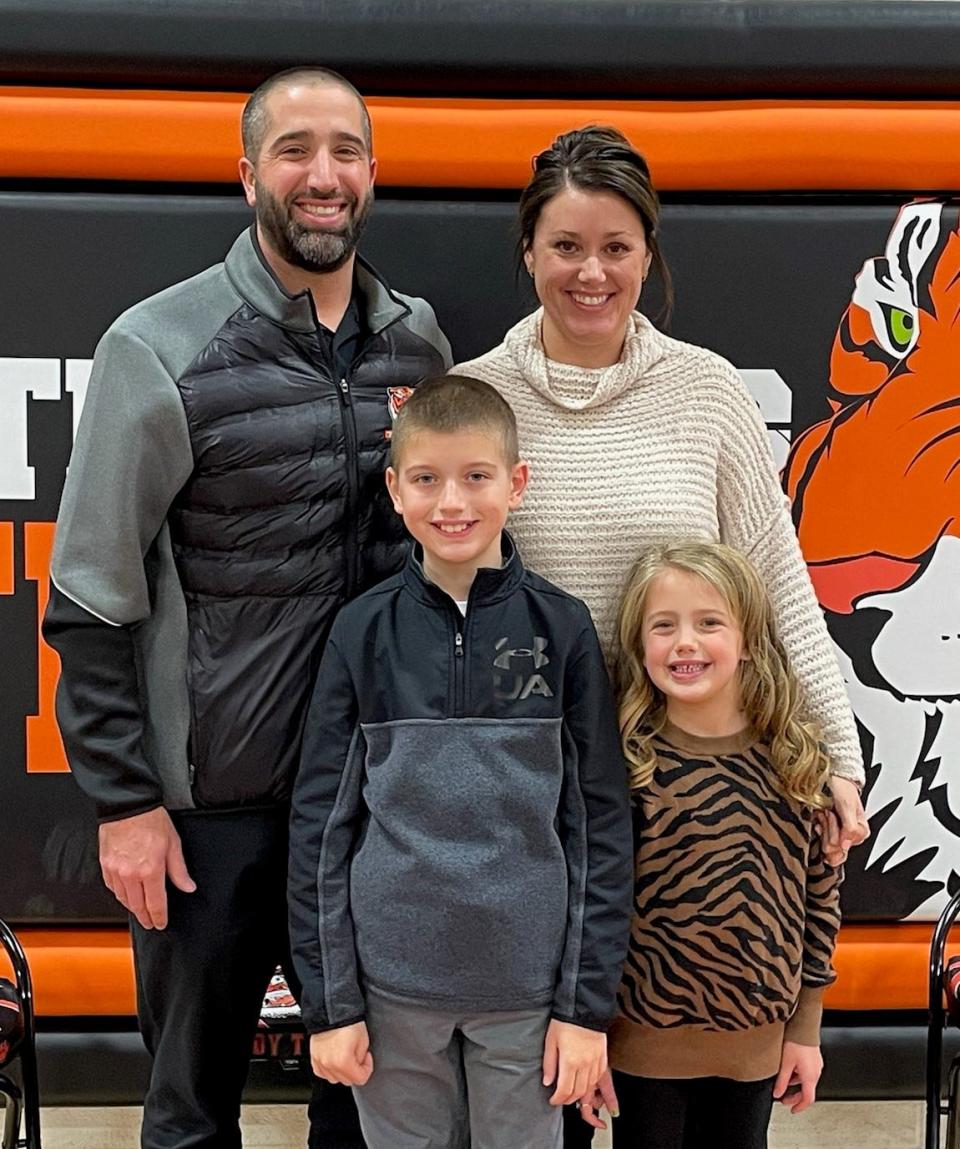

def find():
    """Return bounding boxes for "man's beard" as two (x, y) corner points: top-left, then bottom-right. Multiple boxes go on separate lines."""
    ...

(256, 186), (373, 274)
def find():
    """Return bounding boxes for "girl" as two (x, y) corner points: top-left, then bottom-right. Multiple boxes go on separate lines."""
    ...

(579, 541), (841, 1149)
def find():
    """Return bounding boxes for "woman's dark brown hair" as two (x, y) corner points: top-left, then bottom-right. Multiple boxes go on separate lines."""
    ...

(518, 125), (674, 321)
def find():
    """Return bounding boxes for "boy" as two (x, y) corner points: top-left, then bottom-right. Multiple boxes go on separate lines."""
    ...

(288, 375), (633, 1149)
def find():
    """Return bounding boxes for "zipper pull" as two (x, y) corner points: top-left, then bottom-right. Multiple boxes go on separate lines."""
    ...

(455, 632), (464, 657)
(339, 377), (351, 404)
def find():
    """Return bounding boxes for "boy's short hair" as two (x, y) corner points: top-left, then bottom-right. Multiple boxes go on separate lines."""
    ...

(390, 375), (520, 467)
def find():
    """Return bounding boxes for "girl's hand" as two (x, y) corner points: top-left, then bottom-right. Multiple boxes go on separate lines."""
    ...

(773, 1041), (822, 1113)
(819, 776), (869, 866)
(542, 1019), (606, 1106)
(576, 1068), (620, 1130)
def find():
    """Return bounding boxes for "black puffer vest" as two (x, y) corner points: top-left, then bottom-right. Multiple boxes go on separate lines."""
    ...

(168, 267), (447, 808)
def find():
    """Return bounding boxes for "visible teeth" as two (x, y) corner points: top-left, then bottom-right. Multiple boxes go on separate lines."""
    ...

(300, 204), (342, 216)
(438, 523), (470, 533)
(572, 293), (609, 306)
(670, 663), (706, 675)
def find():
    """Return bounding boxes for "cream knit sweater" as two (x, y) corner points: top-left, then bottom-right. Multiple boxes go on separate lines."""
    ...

(455, 309), (864, 782)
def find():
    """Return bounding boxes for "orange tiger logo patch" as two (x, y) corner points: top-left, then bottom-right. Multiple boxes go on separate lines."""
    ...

(387, 386), (415, 422)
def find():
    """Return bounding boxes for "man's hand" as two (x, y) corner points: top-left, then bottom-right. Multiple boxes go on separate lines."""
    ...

(98, 807), (196, 929)
(819, 776), (870, 867)
(310, 1023), (374, 1086)
(773, 1041), (822, 1114)
(542, 1019), (606, 1106)
(576, 1067), (619, 1130)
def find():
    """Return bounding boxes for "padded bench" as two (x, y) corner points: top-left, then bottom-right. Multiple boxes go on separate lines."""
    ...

(2, 924), (959, 1104)
(5, 924), (957, 1016)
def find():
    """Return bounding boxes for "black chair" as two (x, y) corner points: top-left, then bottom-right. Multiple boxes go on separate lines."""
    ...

(926, 887), (960, 1149)
(0, 920), (40, 1149)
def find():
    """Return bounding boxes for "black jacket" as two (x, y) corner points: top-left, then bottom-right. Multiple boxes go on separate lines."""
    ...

(289, 538), (634, 1033)
(43, 227), (451, 820)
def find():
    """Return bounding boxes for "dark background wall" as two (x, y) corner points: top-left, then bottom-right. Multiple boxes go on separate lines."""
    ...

(2, 0), (960, 97)
(0, 189), (905, 921)
(1, 0), (958, 924)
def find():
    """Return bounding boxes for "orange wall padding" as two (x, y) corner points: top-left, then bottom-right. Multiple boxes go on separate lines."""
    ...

(1, 924), (957, 1017)
(827, 923), (960, 1012)
(1, 929), (137, 1017)
(4, 88), (960, 191)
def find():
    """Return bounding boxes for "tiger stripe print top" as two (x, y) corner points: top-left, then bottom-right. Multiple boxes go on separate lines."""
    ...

(608, 721), (841, 1082)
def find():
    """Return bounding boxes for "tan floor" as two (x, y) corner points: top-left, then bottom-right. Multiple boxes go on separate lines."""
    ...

(38, 1105), (307, 1147)
(595, 1099), (937, 1149)
(32, 1098), (942, 1148)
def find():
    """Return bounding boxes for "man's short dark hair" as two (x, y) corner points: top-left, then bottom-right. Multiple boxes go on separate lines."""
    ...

(241, 66), (372, 160)
(390, 376), (520, 468)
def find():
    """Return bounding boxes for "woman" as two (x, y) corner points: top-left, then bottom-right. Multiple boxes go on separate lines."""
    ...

(453, 126), (867, 1140)
(453, 130), (868, 845)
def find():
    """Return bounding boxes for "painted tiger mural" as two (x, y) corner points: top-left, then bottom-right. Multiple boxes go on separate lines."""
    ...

(784, 200), (960, 919)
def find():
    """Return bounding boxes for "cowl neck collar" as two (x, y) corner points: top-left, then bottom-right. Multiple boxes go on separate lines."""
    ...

(502, 308), (668, 411)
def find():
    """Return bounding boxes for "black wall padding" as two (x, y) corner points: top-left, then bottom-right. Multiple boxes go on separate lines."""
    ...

(0, 188), (924, 923)
(34, 1025), (960, 1103)
(3, 0), (960, 98)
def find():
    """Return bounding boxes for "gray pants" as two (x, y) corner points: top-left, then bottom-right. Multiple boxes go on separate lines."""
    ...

(353, 987), (563, 1149)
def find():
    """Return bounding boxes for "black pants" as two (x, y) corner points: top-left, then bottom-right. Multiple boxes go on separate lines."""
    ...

(132, 807), (365, 1149)
(563, 1070), (775, 1149)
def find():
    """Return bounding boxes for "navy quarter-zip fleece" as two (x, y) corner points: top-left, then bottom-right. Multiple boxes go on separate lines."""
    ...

(289, 536), (633, 1035)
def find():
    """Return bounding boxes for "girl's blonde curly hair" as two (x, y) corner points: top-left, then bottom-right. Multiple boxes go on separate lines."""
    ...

(615, 541), (830, 807)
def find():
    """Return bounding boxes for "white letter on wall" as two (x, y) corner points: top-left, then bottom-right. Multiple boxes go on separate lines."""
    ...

(0, 358), (60, 499)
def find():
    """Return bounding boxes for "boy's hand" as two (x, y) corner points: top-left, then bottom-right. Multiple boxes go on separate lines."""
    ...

(576, 1068), (620, 1130)
(773, 1041), (822, 1113)
(310, 1022), (373, 1086)
(542, 1019), (606, 1106)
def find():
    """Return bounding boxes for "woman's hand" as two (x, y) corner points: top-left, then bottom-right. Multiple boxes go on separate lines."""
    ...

(819, 775), (870, 866)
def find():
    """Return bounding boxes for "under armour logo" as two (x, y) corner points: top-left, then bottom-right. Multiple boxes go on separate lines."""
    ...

(493, 636), (550, 669)
(493, 636), (554, 700)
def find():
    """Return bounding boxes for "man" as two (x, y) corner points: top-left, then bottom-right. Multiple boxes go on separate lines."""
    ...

(43, 67), (451, 1149)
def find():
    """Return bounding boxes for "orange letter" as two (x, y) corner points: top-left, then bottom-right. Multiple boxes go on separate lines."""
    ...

(24, 521), (69, 773)
(0, 521), (12, 595)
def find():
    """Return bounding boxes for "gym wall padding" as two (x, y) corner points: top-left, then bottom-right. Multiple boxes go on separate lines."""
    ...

(3, 922), (955, 1018)
(5, 90), (960, 190)
(0, 192), (941, 923)
(2, 0), (960, 98)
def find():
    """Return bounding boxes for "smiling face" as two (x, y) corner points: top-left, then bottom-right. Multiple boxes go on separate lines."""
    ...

(239, 80), (376, 276)
(641, 567), (748, 735)
(525, 186), (653, 368)
(386, 427), (529, 599)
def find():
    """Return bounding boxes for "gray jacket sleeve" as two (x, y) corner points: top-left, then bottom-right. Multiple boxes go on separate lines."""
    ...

(400, 294), (453, 370)
(51, 324), (193, 624)
(43, 323), (194, 818)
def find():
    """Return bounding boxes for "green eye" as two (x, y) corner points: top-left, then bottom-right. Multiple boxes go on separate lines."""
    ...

(880, 303), (916, 353)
